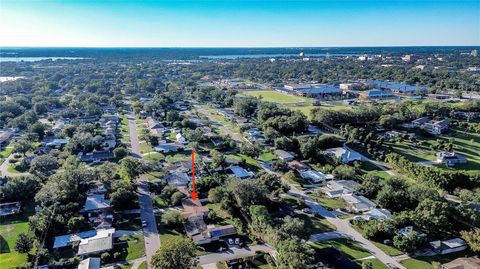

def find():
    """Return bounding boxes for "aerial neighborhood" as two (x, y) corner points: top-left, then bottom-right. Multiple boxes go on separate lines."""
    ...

(0, 47), (479, 269)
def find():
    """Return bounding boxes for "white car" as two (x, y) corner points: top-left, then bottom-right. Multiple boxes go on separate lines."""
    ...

(141, 220), (147, 227)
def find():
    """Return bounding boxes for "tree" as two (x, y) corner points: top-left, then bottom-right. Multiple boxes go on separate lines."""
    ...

(460, 228), (480, 252)
(275, 239), (314, 269)
(119, 157), (143, 180)
(393, 232), (424, 253)
(333, 165), (356, 180)
(13, 139), (33, 157)
(411, 199), (452, 236)
(110, 180), (137, 210)
(249, 205), (271, 231)
(151, 237), (196, 269)
(15, 233), (33, 254)
(0, 176), (39, 202)
(211, 149), (226, 169)
(161, 210), (186, 227)
(113, 147), (129, 159)
(357, 173), (382, 199)
(228, 179), (268, 209)
(278, 216), (307, 239)
(376, 177), (414, 212)
(29, 155), (59, 179)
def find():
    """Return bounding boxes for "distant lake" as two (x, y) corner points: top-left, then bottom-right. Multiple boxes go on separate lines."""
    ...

(0, 57), (86, 62)
(200, 53), (358, 59)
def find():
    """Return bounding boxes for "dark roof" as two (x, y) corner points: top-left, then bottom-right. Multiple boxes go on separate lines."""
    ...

(298, 85), (341, 94)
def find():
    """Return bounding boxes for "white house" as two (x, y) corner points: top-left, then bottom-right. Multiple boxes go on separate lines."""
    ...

(325, 146), (362, 164)
(274, 149), (294, 162)
(429, 238), (467, 255)
(300, 170), (333, 184)
(362, 208), (392, 221)
(342, 194), (376, 213)
(436, 151), (467, 166)
(322, 180), (358, 198)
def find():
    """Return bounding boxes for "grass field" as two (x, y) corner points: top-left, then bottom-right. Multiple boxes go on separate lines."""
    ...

(226, 153), (261, 172)
(0, 206), (35, 269)
(243, 90), (313, 104)
(372, 242), (403, 256)
(401, 250), (472, 269)
(259, 151), (276, 162)
(0, 145), (13, 158)
(312, 196), (346, 211)
(113, 235), (145, 261)
(310, 239), (388, 269)
(386, 128), (480, 172)
(119, 115), (130, 143)
(360, 162), (392, 181)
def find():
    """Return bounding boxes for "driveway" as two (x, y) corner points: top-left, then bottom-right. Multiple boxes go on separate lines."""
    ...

(128, 113), (161, 268)
(309, 231), (348, 242)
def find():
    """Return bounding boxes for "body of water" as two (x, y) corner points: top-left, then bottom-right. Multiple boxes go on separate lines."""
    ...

(0, 57), (86, 62)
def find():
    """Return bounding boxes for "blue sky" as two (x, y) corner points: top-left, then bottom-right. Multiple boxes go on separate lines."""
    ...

(0, 0), (479, 47)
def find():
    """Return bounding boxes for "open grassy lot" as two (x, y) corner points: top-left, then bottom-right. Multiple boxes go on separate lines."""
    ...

(385, 127), (480, 172)
(226, 153), (261, 172)
(242, 90), (352, 118)
(310, 239), (388, 269)
(139, 142), (153, 154)
(259, 151), (276, 162)
(113, 235), (145, 261)
(372, 242), (403, 256)
(0, 206), (35, 269)
(243, 90), (313, 104)
(401, 250), (473, 269)
(312, 195), (346, 211)
(296, 213), (336, 233)
(359, 162), (392, 181)
(0, 145), (13, 158)
(310, 238), (371, 260)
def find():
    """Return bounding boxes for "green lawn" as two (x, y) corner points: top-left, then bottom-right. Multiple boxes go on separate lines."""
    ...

(138, 261), (147, 269)
(401, 250), (473, 269)
(372, 242), (403, 256)
(226, 153), (261, 172)
(360, 162), (392, 181)
(120, 115), (131, 143)
(143, 152), (164, 160)
(259, 151), (276, 162)
(296, 213), (336, 233)
(312, 196), (346, 210)
(113, 235), (145, 261)
(310, 239), (388, 269)
(310, 238), (371, 260)
(0, 146), (13, 158)
(243, 90), (313, 104)
(385, 128), (480, 172)
(0, 206), (35, 269)
(139, 142), (153, 154)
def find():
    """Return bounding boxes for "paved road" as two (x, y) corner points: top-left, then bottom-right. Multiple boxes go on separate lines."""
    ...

(195, 105), (248, 143)
(197, 244), (275, 265)
(128, 113), (161, 268)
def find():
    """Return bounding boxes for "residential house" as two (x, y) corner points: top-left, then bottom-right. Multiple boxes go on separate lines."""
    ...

(430, 238), (467, 255)
(343, 194), (376, 213)
(287, 160), (309, 172)
(147, 117), (165, 137)
(322, 180), (359, 198)
(325, 146), (362, 164)
(78, 258), (101, 269)
(81, 194), (113, 229)
(226, 166), (253, 179)
(53, 228), (115, 256)
(441, 256), (480, 269)
(300, 170), (333, 184)
(274, 149), (294, 162)
(398, 226), (427, 238)
(181, 198), (236, 245)
(45, 138), (68, 148)
(154, 143), (185, 153)
(436, 151), (467, 166)
(165, 172), (191, 186)
(0, 202), (21, 216)
(362, 208), (392, 221)
(78, 151), (115, 163)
